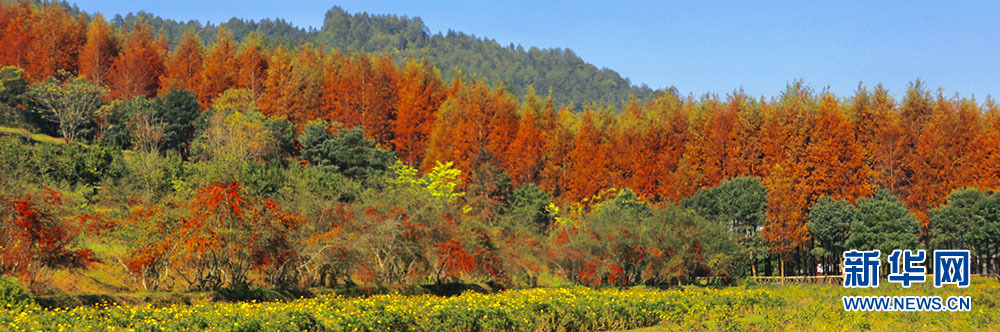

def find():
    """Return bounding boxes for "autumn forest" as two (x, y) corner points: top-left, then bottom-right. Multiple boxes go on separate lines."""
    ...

(2, 0), (1000, 298)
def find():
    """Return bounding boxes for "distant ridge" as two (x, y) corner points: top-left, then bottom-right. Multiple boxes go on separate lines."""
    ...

(105, 5), (670, 108)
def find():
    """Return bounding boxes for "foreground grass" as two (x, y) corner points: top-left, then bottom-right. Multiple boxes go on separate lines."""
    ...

(1, 287), (778, 331)
(2, 278), (997, 331)
(655, 277), (999, 331)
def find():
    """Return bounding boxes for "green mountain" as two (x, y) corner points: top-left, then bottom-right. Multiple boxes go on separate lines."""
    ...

(108, 5), (669, 108)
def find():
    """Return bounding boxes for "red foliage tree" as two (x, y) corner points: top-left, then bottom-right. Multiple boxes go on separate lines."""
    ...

(0, 1), (34, 76)
(393, 58), (445, 165)
(422, 78), (518, 182)
(235, 32), (269, 95)
(78, 14), (119, 85)
(321, 54), (400, 146)
(505, 89), (546, 186)
(726, 93), (768, 178)
(537, 105), (576, 197)
(159, 29), (204, 95)
(258, 46), (294, 119)
(565, 108), (613, 201)
(94, 203), (176, 291)
(799, 93), (870, 203)
(259, 46), (323, 124)
(171, 182), (303, 290)
(677, 96), (733, 197)
(0, 189), (93, 286)
(981, 102), (1000, 189)
(849, 84), (904, 195)
(640, 94), (689, 201)
(761, 164), (808, 279)
(24, 3), (86, 81)
(198, 28), (238, 108)
(108, 21), (165, 99)
(433, 238), (475, 282)
(904, 94), (988, 225)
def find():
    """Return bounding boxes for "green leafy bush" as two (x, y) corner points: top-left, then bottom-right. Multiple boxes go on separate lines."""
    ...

(35, 143), (126, 187)
(0, 276), (36, 310)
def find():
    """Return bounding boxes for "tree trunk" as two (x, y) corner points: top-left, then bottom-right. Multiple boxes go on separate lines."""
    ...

(765, 257), (773, 276)
(839, 254), (843, 277)
(990, 248), (1000, 274)
(780, 259), (786, 285)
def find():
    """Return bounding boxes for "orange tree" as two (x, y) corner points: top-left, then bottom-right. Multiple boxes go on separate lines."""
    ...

(170, 182), (303, 290)
(0, 188), (93, 287)
(108, 202), (177, 291)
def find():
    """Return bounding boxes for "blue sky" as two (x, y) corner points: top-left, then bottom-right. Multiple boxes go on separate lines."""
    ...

(70, 1), (1000, 100)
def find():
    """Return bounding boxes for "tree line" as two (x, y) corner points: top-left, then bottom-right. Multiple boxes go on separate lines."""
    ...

(102, 3), (660, 108)
(0, 0), (998, 292)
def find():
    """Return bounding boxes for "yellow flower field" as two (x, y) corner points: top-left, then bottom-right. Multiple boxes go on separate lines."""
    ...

(2, 287), (777, 332)
(2, 278), (999, 331)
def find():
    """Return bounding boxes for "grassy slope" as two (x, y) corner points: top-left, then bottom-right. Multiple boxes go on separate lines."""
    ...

(0, 125), (66, 145)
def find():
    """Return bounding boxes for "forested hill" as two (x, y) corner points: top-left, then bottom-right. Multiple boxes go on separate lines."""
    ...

(108, 12), (313, 49)
(106, 5), (663, 108)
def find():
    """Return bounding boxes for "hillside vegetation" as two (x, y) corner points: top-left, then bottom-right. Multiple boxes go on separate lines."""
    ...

(0, 0), (999, 299)
(107, 5), (660, 108)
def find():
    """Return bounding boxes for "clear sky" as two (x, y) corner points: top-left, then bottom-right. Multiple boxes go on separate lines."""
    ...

(69, 1), (1000, 100)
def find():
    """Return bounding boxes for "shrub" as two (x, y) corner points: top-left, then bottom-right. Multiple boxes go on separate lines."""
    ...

(0, 189), (95, 285)
(0, 275), (35, 309)
(35, 143), (126, 187)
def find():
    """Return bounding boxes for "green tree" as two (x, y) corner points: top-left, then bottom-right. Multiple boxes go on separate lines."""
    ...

(847, 190), (920, 258)
(929, 188), (985, 252)
(298, 119), (334, 156)
(571, 188), (652, 286)
(299, 120), (395, 180)
(493, 182), (551, 286)
(29, 74), (107, 143)
(155, 89), (200, 154)
(0, 66), (27, 106)
(556, 188), (743, 286)
(0, 66), (27, 124)
(681, 176), (768, 276)
(0, 275), (36, 310)
(300, 160), (471, 286)
(973, 192), (1000, 274)
(36, 143), (126, 187)
(192, 89), (276, 162)
(505, 183), (552, 234)
(97, 96), (163, 150)
(266, 116), (298, 159)
(643, 208), (743, 284)
(807, 195), (857, 275)
(682, 176), (767, 238)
